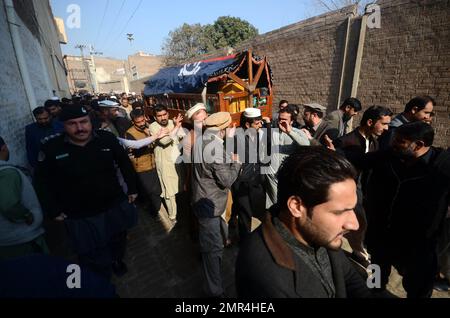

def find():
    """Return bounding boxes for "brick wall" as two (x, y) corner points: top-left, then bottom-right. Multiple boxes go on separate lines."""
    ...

(357, 0), (450, 148)
(229, 0), (449, 147)
(237, 5), (358, 114)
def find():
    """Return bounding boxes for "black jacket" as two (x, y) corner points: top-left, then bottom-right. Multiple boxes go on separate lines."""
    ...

(362, 148), (450, 250)
(236, 214), (373, 298)
(334, 128), (378, 164)
(35, 130), (137, 219)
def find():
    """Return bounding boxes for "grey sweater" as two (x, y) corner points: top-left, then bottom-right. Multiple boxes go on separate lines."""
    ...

(0, 164), (45, 246)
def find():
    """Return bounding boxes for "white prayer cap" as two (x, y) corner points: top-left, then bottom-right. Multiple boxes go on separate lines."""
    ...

(243, 108), (261, 118)
(186, 103), (206, 120)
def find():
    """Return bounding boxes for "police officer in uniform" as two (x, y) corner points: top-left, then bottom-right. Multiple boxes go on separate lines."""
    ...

(35, 104), (138, 279)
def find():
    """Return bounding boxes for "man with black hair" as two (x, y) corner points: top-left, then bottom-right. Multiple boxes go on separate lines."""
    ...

(25, 107), (64, 169)
(265, 108), (310, 208)
(236, 147), (373, 298)
(333, 106), (393, 268)
(334, 106), (393, 161)
(271, 99), (289, 127)
(119, 96), (132, 119)
(362, 121), (450, 298)
(379, 96), (435, 150)
(44, 98), (62, 120)
(125, 109), (166, 216)
(34, 105), (138, 279)
(149, 104), (185, 222)
(325, 97), (362, 138)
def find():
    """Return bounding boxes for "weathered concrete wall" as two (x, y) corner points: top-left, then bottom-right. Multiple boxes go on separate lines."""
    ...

(1, 1), (39, 166)
(0, 0), (69, 166)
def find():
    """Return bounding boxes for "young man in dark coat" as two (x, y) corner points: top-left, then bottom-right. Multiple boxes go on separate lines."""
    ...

(333, 106), (393, 267)
(236, 147), (374, 298)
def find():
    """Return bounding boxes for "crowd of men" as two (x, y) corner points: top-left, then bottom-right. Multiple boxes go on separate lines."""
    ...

(0, 92), (449, 298)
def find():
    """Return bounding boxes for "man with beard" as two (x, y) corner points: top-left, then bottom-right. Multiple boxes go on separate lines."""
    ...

(236, 146), (373, 297)
(34, 105), (138, 279)
(120, 96), (132, 119)
(192, 112), (241, 297)
(98, 100), (132, 137)
(325, 97), (362, 138)
(301, 103), (339, 146)
(379, 95), (435, 150)
(231, 108), (271, 242)
(265, 108), (310, 209)
(125, 109), (168, 216)
(149, 104), (185, 222)
(25, 107), (64, 169)
(362, 121), (450, 298)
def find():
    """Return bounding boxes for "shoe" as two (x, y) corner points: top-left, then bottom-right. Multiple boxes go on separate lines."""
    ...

(433, 278), (450, 292)
(112, 260), (128, 277)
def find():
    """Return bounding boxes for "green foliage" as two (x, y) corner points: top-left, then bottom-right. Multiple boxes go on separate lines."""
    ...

(162, 16), (258, 66)
(162, 23), (207, 66)
(203, 16), (259, 52)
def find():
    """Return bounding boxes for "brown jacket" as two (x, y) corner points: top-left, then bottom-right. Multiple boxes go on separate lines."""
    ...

(125, 126), (156, 173)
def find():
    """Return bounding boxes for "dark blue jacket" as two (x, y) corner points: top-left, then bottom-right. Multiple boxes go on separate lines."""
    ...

(25, 120), (64, 168)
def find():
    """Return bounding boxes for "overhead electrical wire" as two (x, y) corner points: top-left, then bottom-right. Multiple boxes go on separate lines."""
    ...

(103, 0), (143, 53)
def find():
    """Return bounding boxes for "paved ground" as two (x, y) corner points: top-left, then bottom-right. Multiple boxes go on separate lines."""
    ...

(112, 193), (239, 298)
(110, 195), (448, 298)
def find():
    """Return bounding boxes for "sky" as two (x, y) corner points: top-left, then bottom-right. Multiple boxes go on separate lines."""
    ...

(50, 0), (331, 60)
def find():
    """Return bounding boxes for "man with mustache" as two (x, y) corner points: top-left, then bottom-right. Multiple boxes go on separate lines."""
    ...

(325, 97), (362, 138)
(125, 108), (168, 217)
(362, 121), (450, 298)
(149, 104), (185, 222)
(25, 107), (64, 169)
(34, 104), (138, 279)
(236, 147), (374, 298)
(378, 95), (435, 150)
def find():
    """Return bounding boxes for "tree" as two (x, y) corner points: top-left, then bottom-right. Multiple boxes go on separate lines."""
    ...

(203, 16), (258, 52)
(161, 23), (207, 66)
(161, 17), (258, 66)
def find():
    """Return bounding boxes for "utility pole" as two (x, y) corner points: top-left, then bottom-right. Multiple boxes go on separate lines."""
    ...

(75, 44), (93, 93)
(88, 45), (103, 94)
(127, 33), (134, 46)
